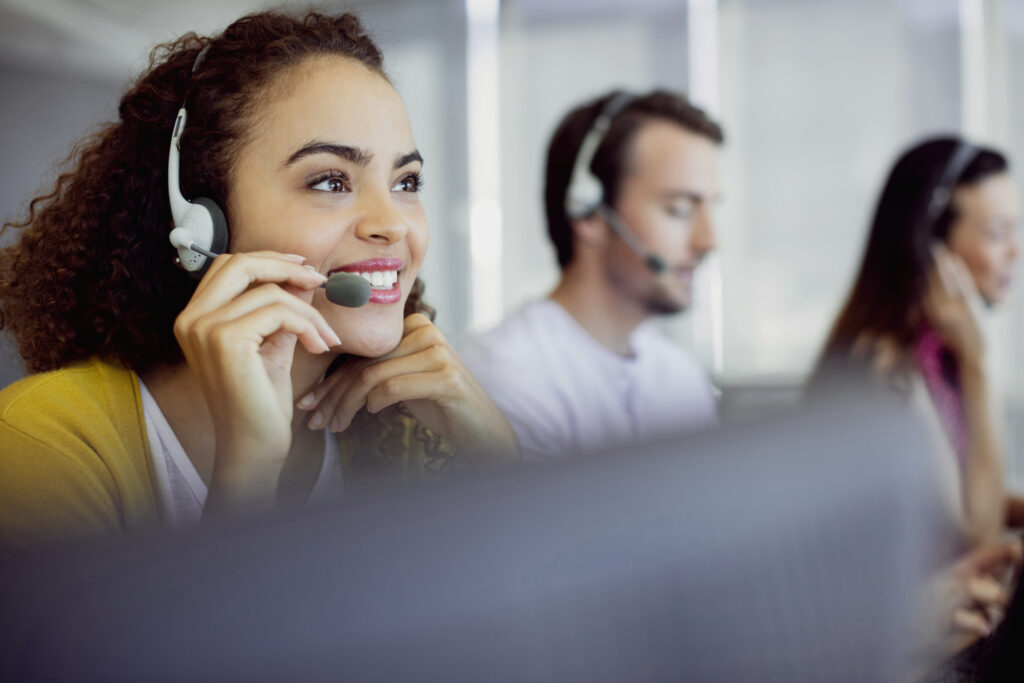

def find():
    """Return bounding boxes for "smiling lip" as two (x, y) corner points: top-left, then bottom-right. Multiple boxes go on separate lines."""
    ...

(329, 258), (404, 305)
(368, 281), (401, 304)
(330, 258), (404, 274)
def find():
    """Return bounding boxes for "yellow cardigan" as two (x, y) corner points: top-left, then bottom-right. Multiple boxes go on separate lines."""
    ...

(0, 358), (460, 547)
(0, 358), (158, 546)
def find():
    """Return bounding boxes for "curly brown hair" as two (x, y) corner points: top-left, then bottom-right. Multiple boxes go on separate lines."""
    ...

(0, 9), (433, 375)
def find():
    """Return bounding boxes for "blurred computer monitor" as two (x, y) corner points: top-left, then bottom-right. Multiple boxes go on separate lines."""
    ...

(1, 395), (937, 682)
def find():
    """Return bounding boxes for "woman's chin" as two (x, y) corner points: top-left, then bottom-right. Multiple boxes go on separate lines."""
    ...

(338, 327), (404, 359)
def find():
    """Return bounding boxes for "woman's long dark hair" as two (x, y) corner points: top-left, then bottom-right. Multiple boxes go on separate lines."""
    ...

(814, 137), (1008, 383)
(0, 10), (432, 375)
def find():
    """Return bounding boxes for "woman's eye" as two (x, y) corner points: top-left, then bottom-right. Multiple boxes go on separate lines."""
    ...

(308, 172), (350, 193)
(983, 220), (1012, 241)
(392, 172), (423, 193)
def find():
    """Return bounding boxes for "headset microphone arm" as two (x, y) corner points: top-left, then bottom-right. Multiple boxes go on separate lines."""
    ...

(595, 204), (668, 273)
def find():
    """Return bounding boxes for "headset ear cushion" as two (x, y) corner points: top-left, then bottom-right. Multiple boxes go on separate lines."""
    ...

(193, 197), (229, 255)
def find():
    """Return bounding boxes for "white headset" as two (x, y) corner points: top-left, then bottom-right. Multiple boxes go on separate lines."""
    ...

(563, 92), (667, 273)
(167, 45), (228, 278)
(564, 92), (636, 221)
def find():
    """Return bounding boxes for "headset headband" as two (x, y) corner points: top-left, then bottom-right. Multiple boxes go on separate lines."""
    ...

(564, 92), (637, 220)
(926, 140), (978, 222)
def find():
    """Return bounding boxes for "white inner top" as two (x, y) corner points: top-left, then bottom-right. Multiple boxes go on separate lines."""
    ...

(139, 378), (341, 529)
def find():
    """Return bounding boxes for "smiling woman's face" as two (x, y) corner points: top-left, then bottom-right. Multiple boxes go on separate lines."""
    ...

(947, 172), (1020, 305)
(226, 55), (427, 358)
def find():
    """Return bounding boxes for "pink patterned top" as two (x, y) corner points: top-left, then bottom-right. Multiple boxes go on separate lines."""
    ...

(913, 324), (967, 469)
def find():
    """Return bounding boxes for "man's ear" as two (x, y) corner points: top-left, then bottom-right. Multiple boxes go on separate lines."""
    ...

(570, 213), (609, 250)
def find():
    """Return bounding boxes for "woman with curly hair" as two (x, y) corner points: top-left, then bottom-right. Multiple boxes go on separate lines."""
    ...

(0, 9), (519, 545)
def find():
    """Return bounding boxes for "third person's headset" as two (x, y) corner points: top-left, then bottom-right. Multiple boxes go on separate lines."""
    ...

(563, 92), (668, 274)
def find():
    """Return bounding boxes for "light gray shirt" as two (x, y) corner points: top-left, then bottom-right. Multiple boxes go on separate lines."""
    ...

(460, 299), (717, 461)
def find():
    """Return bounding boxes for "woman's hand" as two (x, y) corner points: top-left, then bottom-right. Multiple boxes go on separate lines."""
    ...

(173, 251), (340, 506)
(298, 313), (520, 463)
(926, 244), (1006, 545)
(924, 243), (986, 369)
(925, 538), (1021, 656)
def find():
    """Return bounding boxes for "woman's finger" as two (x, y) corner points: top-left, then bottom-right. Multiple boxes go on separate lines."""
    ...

(202, 302), (334, 358)
(296, 364), (348, 411)
(190, 282), (341, 350)
(193, 250), (305, 297)
(958, 538), (1023, 576)
(966, 575), (1008, 608)
(325, 345), (455, 432)
(308, 319), (456, 431)
(953, 607), (993, 637)
(188, 253), (327, 317)
(403, 312), (435, 335)
(304, 366), (364, 430)
(364, 369), (460, 416)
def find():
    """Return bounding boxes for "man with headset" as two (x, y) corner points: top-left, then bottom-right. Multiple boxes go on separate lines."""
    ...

(461, 89), (722, 461)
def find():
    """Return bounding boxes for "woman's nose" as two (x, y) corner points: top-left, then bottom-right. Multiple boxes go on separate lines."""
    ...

(353, 190), (409, 244)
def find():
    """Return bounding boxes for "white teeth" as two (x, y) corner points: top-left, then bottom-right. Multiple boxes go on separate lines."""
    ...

(351, 270), (398, 289)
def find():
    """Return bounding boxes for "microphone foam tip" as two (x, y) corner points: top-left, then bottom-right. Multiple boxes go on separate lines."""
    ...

(325, 272), (372, 308)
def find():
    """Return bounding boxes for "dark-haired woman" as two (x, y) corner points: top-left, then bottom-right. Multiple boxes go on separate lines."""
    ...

(812, 137), (1021, 657)
(0, 10), (519, 546)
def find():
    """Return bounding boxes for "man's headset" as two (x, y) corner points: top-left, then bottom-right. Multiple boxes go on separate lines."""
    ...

(564, 92), (668, 274)
(165, 46), (370, 307)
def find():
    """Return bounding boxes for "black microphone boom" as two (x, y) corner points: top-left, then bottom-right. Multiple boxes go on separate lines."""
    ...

(597, 205), (669, 274)
(181, 243), (371, 308)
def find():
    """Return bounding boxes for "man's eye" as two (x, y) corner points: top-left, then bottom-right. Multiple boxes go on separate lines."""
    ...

(667, 204), (694, 220)
(308, 172), (350, 193)
(392, 172), (423, 193)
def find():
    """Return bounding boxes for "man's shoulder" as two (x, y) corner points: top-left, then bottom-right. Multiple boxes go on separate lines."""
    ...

(460, 299), (570, 366)
(460, 299), (596, 408)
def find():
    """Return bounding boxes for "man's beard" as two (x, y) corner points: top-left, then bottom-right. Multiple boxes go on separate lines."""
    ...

(644, 288), (687, 315)
(604, 254), (689, 315)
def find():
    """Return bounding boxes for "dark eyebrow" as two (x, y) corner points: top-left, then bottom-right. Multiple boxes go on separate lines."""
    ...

(394, 150), (423, 169)
(661, 190), (720, 205)
(284, 142), (372, 167)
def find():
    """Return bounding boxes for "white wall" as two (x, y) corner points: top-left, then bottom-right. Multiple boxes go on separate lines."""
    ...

(716, 0), (962, 381)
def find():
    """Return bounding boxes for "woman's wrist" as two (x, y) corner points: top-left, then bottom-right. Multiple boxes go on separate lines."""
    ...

(958, 358), (989, 396)
(204, 440), (289, 516)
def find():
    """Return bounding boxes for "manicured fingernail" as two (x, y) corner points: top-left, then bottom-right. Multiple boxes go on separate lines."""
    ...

(297, 393), (316, 410)
(308, 412), (324, 429)
(304, 265), (328, 282)
(284, 253), (307, 262)
(327, 329), (342, 346)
